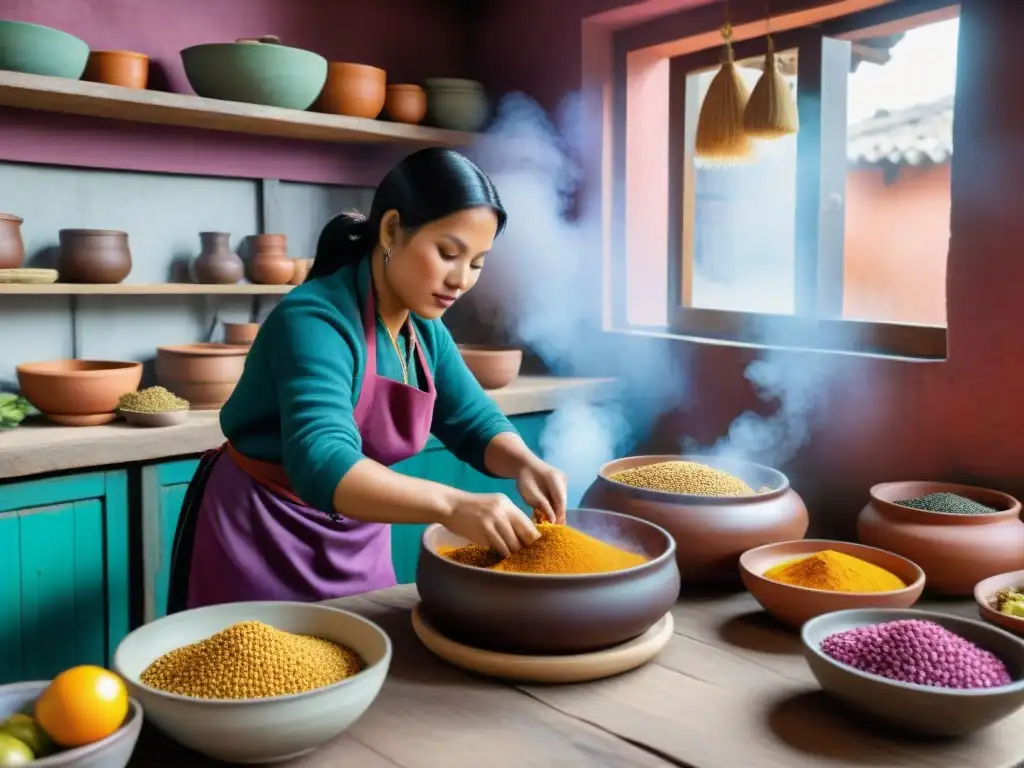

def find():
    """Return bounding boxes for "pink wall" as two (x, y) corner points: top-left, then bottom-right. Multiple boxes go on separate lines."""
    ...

(0, 0), (468, 185)
(468, 0), (1024, 539)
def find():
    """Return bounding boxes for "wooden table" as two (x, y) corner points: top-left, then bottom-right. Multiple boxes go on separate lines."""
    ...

(130, 586), (1024, 768)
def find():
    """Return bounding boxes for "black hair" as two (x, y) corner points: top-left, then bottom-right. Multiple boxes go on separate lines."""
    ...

(308, 147), (507, 281)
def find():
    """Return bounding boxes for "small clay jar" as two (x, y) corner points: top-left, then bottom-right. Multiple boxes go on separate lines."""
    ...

(385, 84), (427, 124)
(193, 232), (244, 284)
(83, 50), (150, 89)
(0, 213), (25, 270)
(290, 257), (313, 285)
(319, 62), (386, 119)
(58, 229), (132, 284)
(248, 233), (294, 285)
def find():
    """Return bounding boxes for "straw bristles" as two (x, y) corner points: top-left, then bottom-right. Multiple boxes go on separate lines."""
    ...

(695, 48), (753, 164)
(743, 44), (799, 139)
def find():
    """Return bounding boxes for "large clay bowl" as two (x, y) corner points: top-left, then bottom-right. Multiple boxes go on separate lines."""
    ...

(16, 360), (143, 426)
(457, 345), (522, 390)
(975, 570), (1024, 638)
(415, 507), (679, 655)
(739, 539), (925, 628)
(155, 344), (249, 410)
(318, 62), (386, 118)
(581, 454), (809, 585)
(802, 608), (1024, 737)
(58, 229), (132, 284)
(857, 481), (1024, 596)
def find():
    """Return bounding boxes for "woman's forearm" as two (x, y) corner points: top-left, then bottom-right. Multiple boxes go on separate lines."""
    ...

(331, 458), (467, 524)
(483, 431), (537, 478)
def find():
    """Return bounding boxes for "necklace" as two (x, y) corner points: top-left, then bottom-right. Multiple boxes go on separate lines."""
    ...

(379, 316), (409, 385)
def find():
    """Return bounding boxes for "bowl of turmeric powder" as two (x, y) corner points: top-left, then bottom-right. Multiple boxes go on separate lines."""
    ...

(739, 539), (926, 628)
(416, 507), (680, 655)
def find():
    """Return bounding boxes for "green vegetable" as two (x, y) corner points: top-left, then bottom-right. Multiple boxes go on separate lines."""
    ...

(0, 394), (33, 430)
(0, 731), (33, 765)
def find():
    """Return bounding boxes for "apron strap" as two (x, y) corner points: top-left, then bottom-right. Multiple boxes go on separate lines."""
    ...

(166, 445), (225, 615)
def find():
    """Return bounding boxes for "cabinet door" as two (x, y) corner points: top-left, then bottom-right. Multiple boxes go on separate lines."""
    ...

(141, 459), (200, 623)
(0, 472), (129, 684)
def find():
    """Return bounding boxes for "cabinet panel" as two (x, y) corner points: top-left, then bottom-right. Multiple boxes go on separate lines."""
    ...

(141, 459), (199, 623)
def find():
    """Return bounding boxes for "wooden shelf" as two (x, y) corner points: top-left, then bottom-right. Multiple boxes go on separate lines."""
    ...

(0, 283), (294, 295)
(0, 71), (477, 147)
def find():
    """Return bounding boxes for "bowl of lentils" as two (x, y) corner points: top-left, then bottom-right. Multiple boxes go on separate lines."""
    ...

(857, 481), (1024, 596)
(113, 600), (391, 763)
(116, 386), (190, 427)
(802, 607), (1024, 736)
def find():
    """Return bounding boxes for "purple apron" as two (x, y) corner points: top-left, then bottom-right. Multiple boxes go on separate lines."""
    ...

(167, 281), (436, 612)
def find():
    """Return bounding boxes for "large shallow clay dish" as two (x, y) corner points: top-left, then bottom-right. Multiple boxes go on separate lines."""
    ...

(415, 507), (680, 655)
(457, 345), (522, 390)
(739, 539), (925, 628)
(802, 608), (1024, 736)
(581, 454), (809, 585)
(857, 480), (1024, 596)
(155, 344), (249, 410)
(16, 360), (143, 426)
(975, 569), (1024, 638)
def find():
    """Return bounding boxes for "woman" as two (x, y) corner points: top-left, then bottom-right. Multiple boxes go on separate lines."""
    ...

(167, 148), (567, 612)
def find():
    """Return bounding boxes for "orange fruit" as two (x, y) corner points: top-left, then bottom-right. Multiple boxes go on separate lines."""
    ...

(34, 665), (129, 748)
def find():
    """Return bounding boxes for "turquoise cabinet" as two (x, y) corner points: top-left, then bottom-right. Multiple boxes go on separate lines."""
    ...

(0, 472), (129, 684)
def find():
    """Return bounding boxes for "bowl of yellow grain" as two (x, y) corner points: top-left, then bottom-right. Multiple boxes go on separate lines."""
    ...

(416, 507), (680, 655)
(580, 454), (809, 585)
(739, 539), (926, 628)
(112, 601), (391, 764)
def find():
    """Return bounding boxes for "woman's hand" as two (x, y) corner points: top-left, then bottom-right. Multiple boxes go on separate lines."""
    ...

(446, 492), (540, 558)
(515, 457), (568, 525)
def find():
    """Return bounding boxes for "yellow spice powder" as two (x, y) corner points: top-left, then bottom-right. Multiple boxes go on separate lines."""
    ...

(762, 549), (906, 593)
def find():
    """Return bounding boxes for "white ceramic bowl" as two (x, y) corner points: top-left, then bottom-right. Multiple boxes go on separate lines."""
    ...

(0, 681), (142, 767)
(802, 608), (1024, 736)
(113, 601), (392, 764)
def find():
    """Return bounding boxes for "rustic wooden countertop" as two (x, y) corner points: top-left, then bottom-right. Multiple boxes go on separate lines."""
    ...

(0, 376), (617, 480)
(130, 585), (1024, 768)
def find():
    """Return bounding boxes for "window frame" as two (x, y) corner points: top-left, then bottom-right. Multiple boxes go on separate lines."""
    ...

(609, 0), (958, 359)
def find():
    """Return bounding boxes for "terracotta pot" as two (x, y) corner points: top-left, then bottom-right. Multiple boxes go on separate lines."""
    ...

(0, 213), (25, 269)
(192, 231), (244, 285)
(248, 234), (294, 285)
(58, 229), (132, 284)
(857, 481), (1024, 596)
(155, 344), (249, 410)
(16, 359), (143, 427)
(83, 50), (149, 89)
(290, 258), (313, 285)
(318, 62), (386, 119)
(457, 345), (522, 390)
(223, 322), (260, 346)
(580, 454), (809, 585)
(384, 84), (427, 124)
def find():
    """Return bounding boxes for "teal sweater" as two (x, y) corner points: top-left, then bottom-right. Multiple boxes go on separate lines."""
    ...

(220, 257), (516, 512)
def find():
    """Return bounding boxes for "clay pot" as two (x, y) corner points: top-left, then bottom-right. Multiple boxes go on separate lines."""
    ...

(384, 84), (427, 124)
(290, 258), (313, 285)
(424, 77), (489, 131)
(318, 62), (386, 119)
(223, 322), (260, 346)
(83, 50), (149, 89)
(857, 481), (1024, 596)
(457, 345), (522, 390)
(416, 507), (680, 654)
(155, 344), (249, 410)
(248, 234), (294, 285)
(580, 454), (810, 585)
(0, 213), (25, 269)
(192, 232), (244, 284)
(16, 360), (143, 427)
(58, 229), (132, 284)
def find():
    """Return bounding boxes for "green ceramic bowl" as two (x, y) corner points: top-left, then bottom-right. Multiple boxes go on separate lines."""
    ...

(0, 20), (89, 78)
(181, 42), (327, 110)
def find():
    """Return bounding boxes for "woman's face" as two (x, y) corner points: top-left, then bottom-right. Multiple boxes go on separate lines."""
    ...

(382, 206), (499, 319)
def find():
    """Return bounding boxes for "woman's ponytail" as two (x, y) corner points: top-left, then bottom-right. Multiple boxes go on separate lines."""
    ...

(306, 211), (374, 282)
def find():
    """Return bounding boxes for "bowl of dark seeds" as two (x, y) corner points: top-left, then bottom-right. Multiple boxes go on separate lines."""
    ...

(117, 386), (190, 427)
(858, 481), (1024, 596)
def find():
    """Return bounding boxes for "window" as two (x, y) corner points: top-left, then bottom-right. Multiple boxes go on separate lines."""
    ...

(612, 1), (958, 358)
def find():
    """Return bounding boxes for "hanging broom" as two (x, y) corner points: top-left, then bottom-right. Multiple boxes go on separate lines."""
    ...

(695, 20), (753, 165)
(743, 30), (799, 139)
